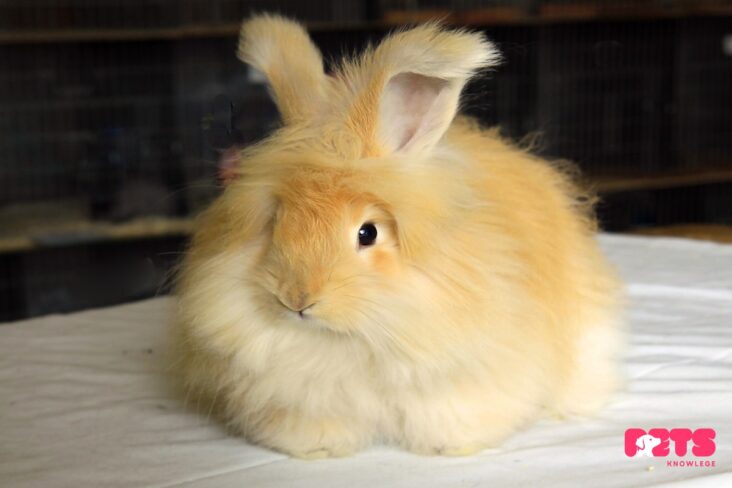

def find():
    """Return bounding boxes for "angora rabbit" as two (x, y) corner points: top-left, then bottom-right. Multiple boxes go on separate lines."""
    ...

(172, 14), (623, 459)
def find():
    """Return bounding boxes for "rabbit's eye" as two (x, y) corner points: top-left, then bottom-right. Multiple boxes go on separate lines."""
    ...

(358, 223), (377, 247)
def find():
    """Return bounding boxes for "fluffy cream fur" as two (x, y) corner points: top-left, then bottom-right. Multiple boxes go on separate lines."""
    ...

(172, 15), (624, 459)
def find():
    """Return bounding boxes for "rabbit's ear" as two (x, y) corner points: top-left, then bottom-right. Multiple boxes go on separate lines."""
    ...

(344, 23), (500, 157)
(238, 15), (327, 124)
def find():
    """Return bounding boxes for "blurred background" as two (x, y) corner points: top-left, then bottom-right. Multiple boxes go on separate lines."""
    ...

(0, 0), (731, 321)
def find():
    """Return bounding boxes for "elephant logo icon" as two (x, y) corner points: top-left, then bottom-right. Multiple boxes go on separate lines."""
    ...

(634, 434), (662, 457)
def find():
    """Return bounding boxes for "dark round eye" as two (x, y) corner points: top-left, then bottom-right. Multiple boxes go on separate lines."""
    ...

(358, 223), (377, 247)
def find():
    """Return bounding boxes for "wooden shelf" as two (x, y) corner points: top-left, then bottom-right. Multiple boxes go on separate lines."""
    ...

(0, 216), (193, 254)
(0, 20), (386, 45)
(1, 3), (730, 45)
(629, 224), (732, 244)
(593, 167), (732, 194)
(383, 3), (732, 27)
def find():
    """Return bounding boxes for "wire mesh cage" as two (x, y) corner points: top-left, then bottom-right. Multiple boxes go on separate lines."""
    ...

(463, 25), (538, 141)
(676, 17), (732, 170)
(0, 0), (183, 30)
(0, 42), (178, 212)
(0, 29), (276, 320)
(535, 21), (676, 176)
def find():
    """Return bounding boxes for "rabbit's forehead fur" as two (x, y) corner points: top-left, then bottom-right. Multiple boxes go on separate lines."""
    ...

(271, 165), (386, 248)
(228, 139), (470, 252)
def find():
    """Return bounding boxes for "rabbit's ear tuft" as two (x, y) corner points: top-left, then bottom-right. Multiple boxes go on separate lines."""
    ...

(345, 23), (500, 157)
(238, 15), (327, 124)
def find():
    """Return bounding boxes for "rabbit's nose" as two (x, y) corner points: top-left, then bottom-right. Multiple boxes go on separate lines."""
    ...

(277, 291), (316, 316)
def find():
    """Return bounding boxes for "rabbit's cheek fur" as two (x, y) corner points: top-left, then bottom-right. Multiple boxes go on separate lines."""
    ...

(364, 246), (401, 277)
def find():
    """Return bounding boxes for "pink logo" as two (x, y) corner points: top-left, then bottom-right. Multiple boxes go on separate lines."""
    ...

(624, 428), (716, 458)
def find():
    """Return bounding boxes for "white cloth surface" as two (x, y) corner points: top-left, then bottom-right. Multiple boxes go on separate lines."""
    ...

(1, 234), (731, 487)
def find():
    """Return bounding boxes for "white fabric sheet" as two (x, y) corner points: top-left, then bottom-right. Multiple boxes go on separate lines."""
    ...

(1, 234), (731, 487)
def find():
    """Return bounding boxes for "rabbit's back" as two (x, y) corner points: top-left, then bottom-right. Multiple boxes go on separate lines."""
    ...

(447, 116), (623, 415)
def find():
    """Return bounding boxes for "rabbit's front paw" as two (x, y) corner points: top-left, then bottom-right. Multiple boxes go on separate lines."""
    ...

(240, 408), (369, 459)
(437, 444), (485, 457)
(408, 444), (486, 456)
(289, 447), (353, 460)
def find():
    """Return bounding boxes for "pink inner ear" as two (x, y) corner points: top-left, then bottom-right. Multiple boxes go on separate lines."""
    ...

(218, 146), (241, 186)
(383, 73), (449, 151)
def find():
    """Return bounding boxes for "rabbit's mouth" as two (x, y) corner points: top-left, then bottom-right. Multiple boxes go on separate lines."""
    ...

(278, 300), (316, 320)
(273, 296), (354, 334)
(295, 303), (315, 319)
